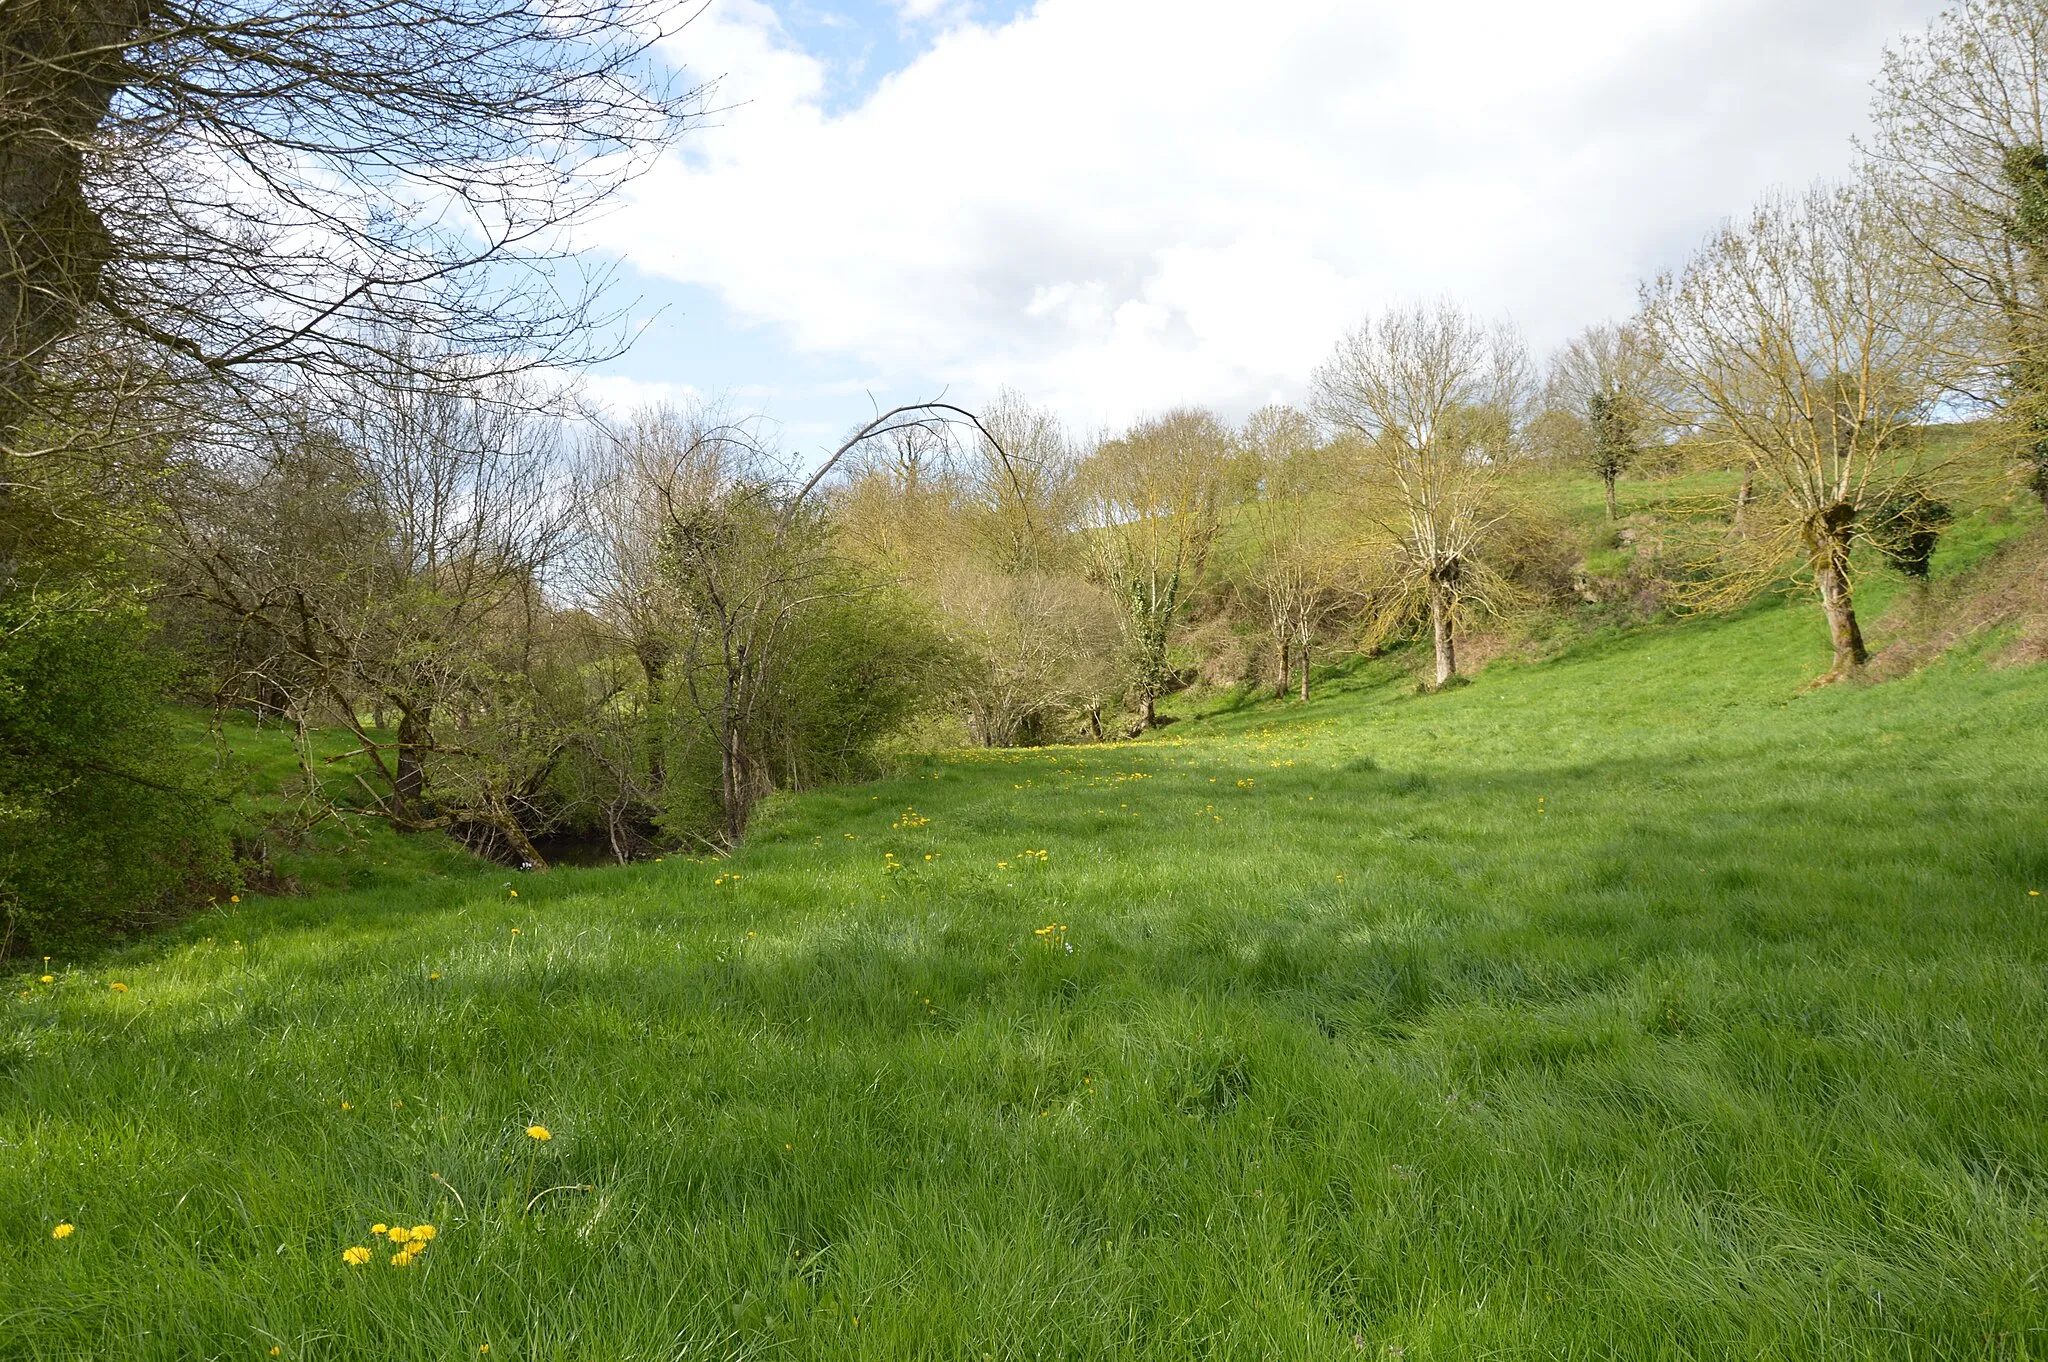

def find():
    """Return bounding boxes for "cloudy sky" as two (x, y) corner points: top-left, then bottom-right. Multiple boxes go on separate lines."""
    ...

(580, 0), (1949, 451)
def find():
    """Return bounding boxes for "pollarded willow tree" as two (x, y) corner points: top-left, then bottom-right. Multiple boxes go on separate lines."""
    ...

(1864, 0), (2048, 511)
(1311, 303), (1529, 688)
(1643, 184), (1971, 677)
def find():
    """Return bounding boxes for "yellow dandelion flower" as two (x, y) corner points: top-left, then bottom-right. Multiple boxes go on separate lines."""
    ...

(340, 1101), (353, 1111)
(51, 1222), (74, 1239)
(230, 895), (240, 903)
(429, 973), (441, 980)
(509, 927), (520, 935)
(390, 1250), (413, 1266)
(388, 1226), (411, 1243)
(371, 1223), (388, 1235)
(110, 981), (128, 993)
(271, 1348), (282, 1356)
(508, 890), (519, 898)
(479, 1347), (490, 1355)
(342, 1245), (371, 1265)
(526, 1125), (552, 1141)
(38, 974), (52, 983)
(410, 1224), (435, 1241)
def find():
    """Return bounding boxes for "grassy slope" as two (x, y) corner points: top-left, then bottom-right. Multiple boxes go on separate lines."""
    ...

(7, 546), (2048, 1358)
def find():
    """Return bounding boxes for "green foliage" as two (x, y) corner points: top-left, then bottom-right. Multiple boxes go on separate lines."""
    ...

(656, 576), (960, 845)
(1996, 143), (2048, 506)
(1585, 386), (1638, 487)
(0, 467), (235, 953)
(1868, 484), (1955, 579)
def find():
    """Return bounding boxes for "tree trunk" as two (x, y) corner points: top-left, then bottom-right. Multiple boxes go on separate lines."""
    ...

(1814, 552), (1868, 676)
(720, 725), (753, 844)
(1603, 473), (1618, 521)
(1086, 702), (1103, 742)
(1275, 636), (1290, 697)
(394, 705), (432, 818)
(0, 0), (138, 450)
(1429, 587), (1456, 688)
(493, 809), (550, 872)
(639, 650), (667, 790)
(1138, 690), (1157, 731)
(1734, 464), (1755, 532)
(1297, 641), (1310, 702)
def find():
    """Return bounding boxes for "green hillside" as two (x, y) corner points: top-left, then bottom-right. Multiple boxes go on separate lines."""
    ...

(6, 580), (2048, 1359)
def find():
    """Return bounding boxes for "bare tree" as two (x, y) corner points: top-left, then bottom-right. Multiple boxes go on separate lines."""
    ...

(163, 357), (576, 862)
(0, 0), (705, 459)
(963, 389), (1078, 574)
(574, 404), (756, 691)
(1312, 303), (1528, 688)
(1864, 0), (2048, 509)
(1642, 185), (1968, 677)
(941, 569), (1117, 746)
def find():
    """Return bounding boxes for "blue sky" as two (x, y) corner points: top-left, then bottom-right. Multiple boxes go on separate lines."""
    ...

(578, 0), (1949, 462)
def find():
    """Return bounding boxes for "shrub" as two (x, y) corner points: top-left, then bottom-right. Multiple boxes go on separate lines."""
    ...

(0, 590), (235, 954)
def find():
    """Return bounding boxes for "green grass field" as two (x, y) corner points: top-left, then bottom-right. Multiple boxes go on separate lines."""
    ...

(7, 532), (2048, 1358)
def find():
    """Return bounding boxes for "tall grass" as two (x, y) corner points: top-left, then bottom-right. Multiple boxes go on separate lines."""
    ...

(4, 586), (2046, 1358)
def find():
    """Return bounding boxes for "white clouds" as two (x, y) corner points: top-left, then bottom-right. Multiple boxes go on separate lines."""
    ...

(599, 0), (1945, 428)
(574, 372), (704, 417)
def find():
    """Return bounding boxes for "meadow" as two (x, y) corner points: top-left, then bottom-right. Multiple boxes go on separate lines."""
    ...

(5, 495), (2048, 1359)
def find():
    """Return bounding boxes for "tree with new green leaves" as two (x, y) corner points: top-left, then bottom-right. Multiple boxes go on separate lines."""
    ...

(161, 352), (576, 867)
(1544, 322), (1657, 519)
(1237, 407), (1358, 700)
(1082, 409), (1229, 731)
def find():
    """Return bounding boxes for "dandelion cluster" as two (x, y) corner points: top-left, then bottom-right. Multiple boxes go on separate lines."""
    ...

(1033, 922), (1073, 952)
(345, 1221), (437, 1267)
(714, 873), (742, 887)
(890, 808), (931, 830)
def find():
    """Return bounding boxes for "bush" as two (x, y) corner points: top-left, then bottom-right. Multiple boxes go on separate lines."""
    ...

(0, 457), (236, 955)
(655, 579), (961, 845)
(0, 591), (235, 955)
